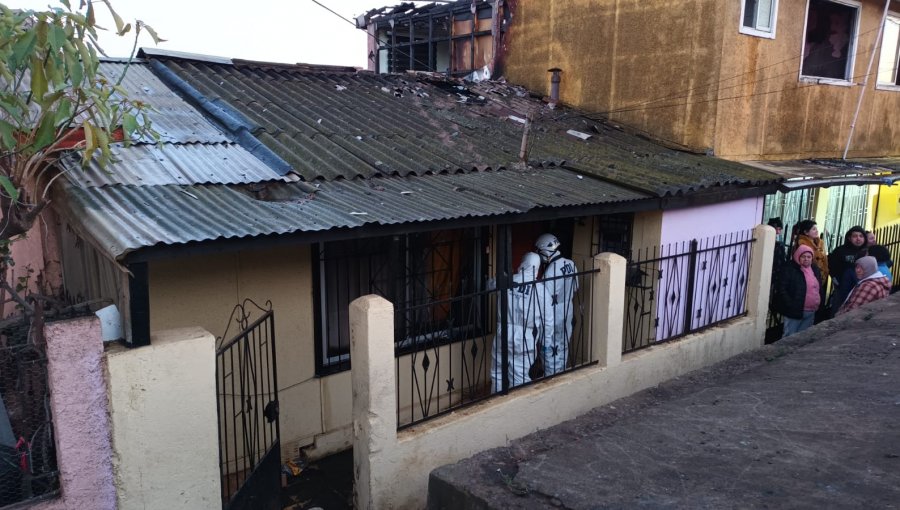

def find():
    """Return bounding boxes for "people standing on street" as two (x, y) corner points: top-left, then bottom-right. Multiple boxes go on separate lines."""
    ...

(768, 217), (787, 281)
(534, 233), (578, 377)
(836, 256), (890, 315)
(865, 230), (877, 247)
(492, 252), (544, 392)
(866, 244), (894, 283)
(793, 220), (829, 283)
(773, 245), (824, 338)
(828, 226), (867, 316)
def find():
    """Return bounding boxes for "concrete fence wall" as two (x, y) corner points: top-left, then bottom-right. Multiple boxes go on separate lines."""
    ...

(351, 224), (774, 509)
(105, 327), (221, 510)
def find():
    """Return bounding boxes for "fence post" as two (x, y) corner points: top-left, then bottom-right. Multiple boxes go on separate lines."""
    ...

(497, 225), (511, 392)
(748, 224), (776, 344)
(682, 239), (699, 335)
(592, 253), (626, 367)
(350, 295), (397, 510)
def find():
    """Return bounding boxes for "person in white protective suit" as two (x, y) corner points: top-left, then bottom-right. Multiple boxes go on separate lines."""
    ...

(492, 252), (544, 392)
(535, 233), (578, 376)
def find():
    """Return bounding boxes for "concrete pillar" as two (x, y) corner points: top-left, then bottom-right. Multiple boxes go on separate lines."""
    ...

(592, 253), (626, 367)
(105, 327), (220, 510)
(748, 224), (775, 345)
(38, 317), (116, 510)
(350, 295), (397, 510)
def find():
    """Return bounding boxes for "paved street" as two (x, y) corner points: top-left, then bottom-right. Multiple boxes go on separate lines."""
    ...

(429, 294), (900, 509)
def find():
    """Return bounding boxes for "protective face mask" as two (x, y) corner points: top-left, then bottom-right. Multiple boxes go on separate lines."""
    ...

(775, 234), (783, 243)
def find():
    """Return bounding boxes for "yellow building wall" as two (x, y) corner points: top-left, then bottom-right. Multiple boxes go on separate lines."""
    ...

(148, 246), (346, 462)
(502, 0), (726, 151)
(717, 0), (900, 159)
(502, 0), (900, 159)
(873, 183), (900, 228)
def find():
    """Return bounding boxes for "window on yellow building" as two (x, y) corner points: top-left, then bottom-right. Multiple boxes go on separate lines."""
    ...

(876, 14), (900, 88)
(741, 0), (779, 38)
(801, 0), (860, 82)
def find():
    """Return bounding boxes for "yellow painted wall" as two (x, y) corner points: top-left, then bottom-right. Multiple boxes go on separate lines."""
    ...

(106, 327), (220, 510)
(873, 183), (900, 228)
(503, 0), (724, 151)
(502, 0), (900, 159)
(148, 246), (345, 461)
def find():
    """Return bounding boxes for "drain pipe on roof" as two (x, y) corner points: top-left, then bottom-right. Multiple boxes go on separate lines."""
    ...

(842, 0), (890, 160)
(147, 59), (292, 175)
(548, 68), (561, 108)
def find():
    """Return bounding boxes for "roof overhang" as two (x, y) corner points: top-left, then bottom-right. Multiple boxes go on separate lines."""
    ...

(742, 158), (900, 192)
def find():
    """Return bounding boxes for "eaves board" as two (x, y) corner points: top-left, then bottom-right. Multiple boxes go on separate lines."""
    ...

(60, 167), (648, 261)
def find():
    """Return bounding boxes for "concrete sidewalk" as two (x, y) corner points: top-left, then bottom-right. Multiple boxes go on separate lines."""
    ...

(429, 294), (900, 509)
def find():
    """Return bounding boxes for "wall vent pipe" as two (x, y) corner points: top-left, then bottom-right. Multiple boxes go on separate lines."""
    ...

(548, 68), (562, 108)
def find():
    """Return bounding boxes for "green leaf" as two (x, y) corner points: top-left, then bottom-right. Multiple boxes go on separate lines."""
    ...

(48, 24), (67, 53)
(66, 50), (83, 86)
(33, 114), (57, 150)
(85, 2), (94, 26)
(30, 56), (48, 100)
(105, 2), (126, 35)
(0, 120), (17, 150)
(82, 121), (96, 166)
(54, 98), (73, 127)
(0, 176), (19, 202)
(122, 112), (138, 134)
(141, 23), (166, 44)
(10, 30), (36, 69)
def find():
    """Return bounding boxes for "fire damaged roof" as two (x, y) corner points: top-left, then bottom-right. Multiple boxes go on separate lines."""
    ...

(54, 52), (779, 262)
(142, 50), (780, 197)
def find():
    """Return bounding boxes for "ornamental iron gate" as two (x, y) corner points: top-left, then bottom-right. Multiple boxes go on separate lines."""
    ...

(216, 300), (280, 510)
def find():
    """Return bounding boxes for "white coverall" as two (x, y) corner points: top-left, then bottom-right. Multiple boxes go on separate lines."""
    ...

(540, 254), (578, 375)
(492, 271), (543, 392)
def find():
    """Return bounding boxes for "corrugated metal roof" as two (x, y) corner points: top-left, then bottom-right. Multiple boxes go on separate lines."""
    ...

(149, 56), (780, 196)
(60, 167), (648, 260)
(96, 61), (230, 144)
(65, 143), (291, 188)
(744, 158), (900, 180)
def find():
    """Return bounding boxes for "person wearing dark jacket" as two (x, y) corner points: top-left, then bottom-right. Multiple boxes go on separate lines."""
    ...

(774, 245), (825, 338)
(828, 225), (867, 316)
(768, 217), (787, 280)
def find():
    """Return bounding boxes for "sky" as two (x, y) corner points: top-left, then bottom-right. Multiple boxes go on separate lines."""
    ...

(4, 0), (401, 67)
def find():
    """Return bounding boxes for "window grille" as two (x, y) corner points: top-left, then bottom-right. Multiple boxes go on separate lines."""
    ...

(314, 228), (490, 374)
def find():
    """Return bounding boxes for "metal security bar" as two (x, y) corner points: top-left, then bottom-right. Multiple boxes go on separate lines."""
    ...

(0, 323), (59, 507)
(395, 264), (598, 430)
(624, 230), (755, 354)
(216, 300), (280, 510)
(874, 223), (900, 292)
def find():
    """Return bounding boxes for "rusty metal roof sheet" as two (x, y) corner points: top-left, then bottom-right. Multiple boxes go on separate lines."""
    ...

(65, 143), (291, 188)
(60, 167), (648, 260)
(146, 55), (779, 197)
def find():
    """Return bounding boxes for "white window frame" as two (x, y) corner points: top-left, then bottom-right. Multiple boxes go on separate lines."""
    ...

(876, 12), (900, 91)
(739, 0), (780, 39)
(799, 0), (862, 86)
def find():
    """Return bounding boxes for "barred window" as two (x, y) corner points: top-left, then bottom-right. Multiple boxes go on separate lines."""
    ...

(314, 228), (490, 373)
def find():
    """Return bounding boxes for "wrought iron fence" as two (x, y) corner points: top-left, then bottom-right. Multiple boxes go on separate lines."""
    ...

(874, 223), (900, 292)
(624, 230), (755, 354)
(0, 322), (59, 507)
(216, 300), (280, 510)
(395, 264), (598, 429)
